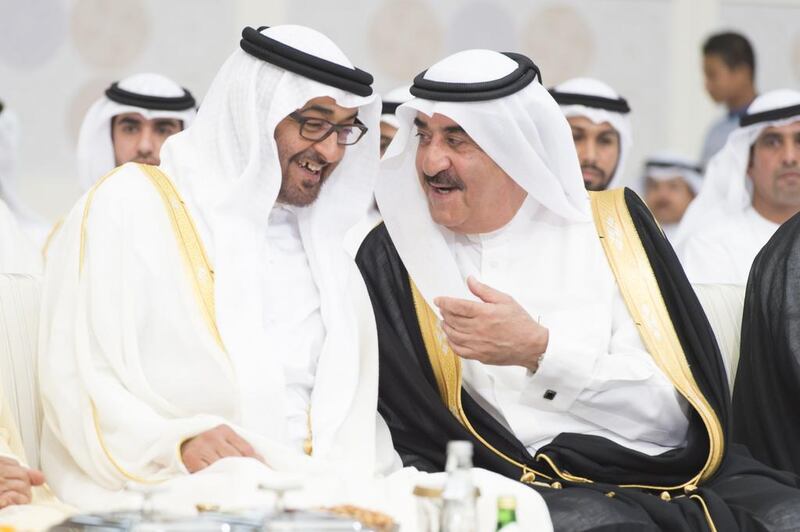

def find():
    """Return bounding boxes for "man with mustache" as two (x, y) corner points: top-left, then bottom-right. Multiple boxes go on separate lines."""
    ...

(549, 78), (632, 191)
(39, 25), (394, 509)
(641, 152), (702, 241)
(356, 49), (800, 530)
(76, 73), (197, 194)
(677, 89), (800, 285)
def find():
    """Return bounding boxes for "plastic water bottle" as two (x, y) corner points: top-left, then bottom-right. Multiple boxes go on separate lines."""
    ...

(440, 441), (477, 532)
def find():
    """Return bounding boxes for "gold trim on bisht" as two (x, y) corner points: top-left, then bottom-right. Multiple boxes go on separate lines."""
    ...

(590, 189), (724, 491)
(409, 189), (724, 497)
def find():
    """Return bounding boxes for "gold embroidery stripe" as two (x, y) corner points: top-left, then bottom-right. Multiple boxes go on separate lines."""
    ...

(139, 165), (224, 351)
(590, 189), (724, 489)
(410, 280), (552, 483)
(41, 218), (64, 260)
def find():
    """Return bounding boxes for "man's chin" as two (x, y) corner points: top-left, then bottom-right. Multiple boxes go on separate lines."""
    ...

(583, 180), (608, 192)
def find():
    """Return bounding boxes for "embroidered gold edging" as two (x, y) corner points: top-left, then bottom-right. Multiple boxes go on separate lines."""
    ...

(41, 218), (64, 261)
(590, 189), (724, 490)
(409, 280), (552, 484)
(690, 494), (718, 532)
(138, 165), (224, 351)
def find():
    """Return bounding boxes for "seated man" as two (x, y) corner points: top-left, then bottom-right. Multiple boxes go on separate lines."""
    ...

(76, 72), (197, 193)
(641, 152), (701, 241)
(733, 209), (800, 475)
(39, 25), (393, 509)
(549, 78), (632, 191)
(356, 49), (800, 530)
(678, 90), (800, 284)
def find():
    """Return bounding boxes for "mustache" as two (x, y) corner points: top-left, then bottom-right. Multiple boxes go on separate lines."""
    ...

(580, 164), (607, 180)
(424, 170), (466, 190)
(290, 148), (329, 167)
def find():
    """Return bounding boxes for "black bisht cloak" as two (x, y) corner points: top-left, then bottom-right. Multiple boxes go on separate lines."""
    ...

(356, 188), (799, 531)
(733, 210), (800, 474)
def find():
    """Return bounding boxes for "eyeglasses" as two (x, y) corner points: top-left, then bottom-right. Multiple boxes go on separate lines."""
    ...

(289, 112), (368, 146)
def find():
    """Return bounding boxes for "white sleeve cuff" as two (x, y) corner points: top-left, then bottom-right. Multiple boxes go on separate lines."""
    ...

(519, 331), (597, 412)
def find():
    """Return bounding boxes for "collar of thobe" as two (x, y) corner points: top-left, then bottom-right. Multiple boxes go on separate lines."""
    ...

(549, 77), (633, 189)
(76, 72), (198, 193)
(376, 49), (591, 314)
(675, 89), (800, 245)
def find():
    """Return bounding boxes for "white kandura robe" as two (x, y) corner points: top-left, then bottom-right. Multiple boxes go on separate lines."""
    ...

(448, 198), (690, 456)
(37, 165), (387, 511)
(680, 206), (778, 285)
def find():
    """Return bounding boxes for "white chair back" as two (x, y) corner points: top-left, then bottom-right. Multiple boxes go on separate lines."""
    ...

(692, 283), (745, 394)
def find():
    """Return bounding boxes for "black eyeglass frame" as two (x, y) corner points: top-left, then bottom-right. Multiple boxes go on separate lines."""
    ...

(289, 112), (369, 146)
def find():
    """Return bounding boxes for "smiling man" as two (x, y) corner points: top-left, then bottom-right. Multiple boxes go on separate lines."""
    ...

(39, 25), (391, 509)
(76, 73), (197, 193)
(549, 78), (632, 191)
(356, 49), (800, 531)
(678, 89), (800, 285)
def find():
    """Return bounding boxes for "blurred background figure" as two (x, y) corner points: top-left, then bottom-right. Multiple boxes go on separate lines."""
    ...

(700, 31), (757, 168)
(76, 73), (196, 193)
(0, 100), (49, 246)
(550, 78), (632, 191)
(642, 152), (701, 241)
(379, 85), (412, 156)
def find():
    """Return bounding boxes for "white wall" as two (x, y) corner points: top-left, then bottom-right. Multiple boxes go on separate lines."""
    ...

(1, 0), (798, 222)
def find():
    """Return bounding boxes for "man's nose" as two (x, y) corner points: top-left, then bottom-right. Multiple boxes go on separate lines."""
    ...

(313, 131), (345, 163)
(421, 142), (452, 177)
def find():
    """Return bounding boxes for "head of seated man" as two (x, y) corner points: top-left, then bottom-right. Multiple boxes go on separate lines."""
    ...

(273, 96), (364, 207)
(414, 112), (526, 234)
(567, 116), (620, 191)
(111, 113), (183, 167)
(644, 175), (695, 227)
(748, 120), (800, 224)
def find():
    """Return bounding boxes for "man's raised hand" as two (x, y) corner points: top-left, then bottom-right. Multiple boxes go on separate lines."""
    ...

(434, 276), (548, 372)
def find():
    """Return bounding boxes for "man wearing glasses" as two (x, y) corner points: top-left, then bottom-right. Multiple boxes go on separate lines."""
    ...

(38, 25), (396, 508)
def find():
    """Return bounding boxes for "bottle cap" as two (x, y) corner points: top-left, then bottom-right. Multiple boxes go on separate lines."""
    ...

(497, 495), (517, 510)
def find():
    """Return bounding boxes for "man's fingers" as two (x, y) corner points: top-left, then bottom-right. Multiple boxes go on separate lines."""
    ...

(216, 441), (246, 459)
(0, 466), (28, 482)
(226, 435), (258, 459)
(467, 276), (509, 304)
(27, 468), (45, 486)
(0, 489), (29, 506)
(442, 322), (472, 346)
(435, 296), (482, 318)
